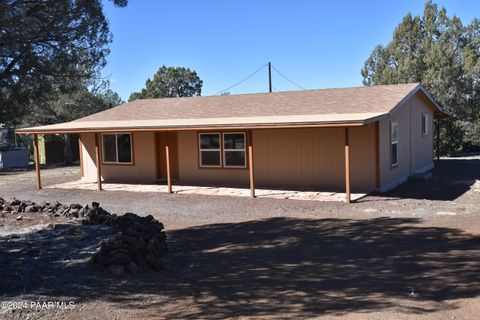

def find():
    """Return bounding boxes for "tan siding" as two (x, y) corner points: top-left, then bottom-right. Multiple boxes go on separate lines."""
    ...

(101, 132), (157, 183)
(79, 133), (97, 181)
(177, 131), (249, 186)
(79, 132), (157, 183)
(81, 127), (376, 192)
(350, 125), (377, 192)
(379, 99), (411, 191)
(379, 91), (435, 191)
(252, 126), (375, 192)
(411, 93), (435, 172)
(175, 127), (375, 192)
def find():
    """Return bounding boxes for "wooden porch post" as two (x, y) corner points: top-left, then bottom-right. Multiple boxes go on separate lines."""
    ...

(165, 144), (172, 193)
(374, 121), (381, 190)
(94, 133), (102, 191)
(436, 118), (441, 164)
(344, 127), (351, 204)
(33, 134), (42, 189)
(248, 130), (255, 198)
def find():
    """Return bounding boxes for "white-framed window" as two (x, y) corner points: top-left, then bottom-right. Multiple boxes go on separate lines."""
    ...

(223, 132), (246, 168)
(199, 133), (221, 167)
(422, 113), (429, 136)
(102, 133), (133, 164)
(391, 122), (399, 167)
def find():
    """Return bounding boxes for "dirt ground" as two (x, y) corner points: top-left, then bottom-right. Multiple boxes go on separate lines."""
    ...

(1, 157), (480, 319)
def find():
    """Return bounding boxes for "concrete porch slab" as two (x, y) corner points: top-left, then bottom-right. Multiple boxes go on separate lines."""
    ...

(44, 180), (366, 202)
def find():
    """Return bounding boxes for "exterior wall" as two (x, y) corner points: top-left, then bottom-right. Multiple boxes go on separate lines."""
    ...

(411, 93), (435, 172)
(79, 126), (377, 193)
(379, 91), (435, 192)
(176, 131), (250, 186)
(80, 132), (157, 183)
(177, 126), (376, 193)
(80, 133), (97, 180)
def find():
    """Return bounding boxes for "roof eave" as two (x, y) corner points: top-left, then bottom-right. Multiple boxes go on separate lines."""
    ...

(16, 120), (371, 135)
(388, 83), (449, 117)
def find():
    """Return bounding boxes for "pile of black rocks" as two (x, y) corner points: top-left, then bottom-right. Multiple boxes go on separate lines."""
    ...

(85, 202), (170, 274)
(0, 197), (88, 218)
(0, 197), (170, 274)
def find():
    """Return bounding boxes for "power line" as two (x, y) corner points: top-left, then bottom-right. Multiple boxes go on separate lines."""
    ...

(213, 63), (268, 95)
(271, 65), (306, 90)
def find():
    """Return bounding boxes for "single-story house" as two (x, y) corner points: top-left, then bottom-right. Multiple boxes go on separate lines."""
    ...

(17, 82), (448, 203)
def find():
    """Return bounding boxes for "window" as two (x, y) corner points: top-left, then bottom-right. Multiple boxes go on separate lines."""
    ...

(391, 122), (399, 166)
(223, 132), (246, 168)
(198, 132), (247, 168)
(199, 133), (221, 167)
(102, 133), (132, 164)
(422, 114), (429, 136)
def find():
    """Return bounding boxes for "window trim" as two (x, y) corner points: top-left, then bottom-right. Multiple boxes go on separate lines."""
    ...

(101, 132), (134, 165)
(422, 113), (429, 136)
(198, 132), (222, 168)
(222, 132), (247, 168)
(390, 121), (399, 167)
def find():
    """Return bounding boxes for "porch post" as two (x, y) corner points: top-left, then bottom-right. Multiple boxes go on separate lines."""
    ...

(436, 118), (441, 164)
(33, 134), (42, 189)
(165, 144), (172, 193)
(375, 121), (380, 190)
(248, 130), (255, 198)
(94, 133), (102, 191)
(344, 127), (351, 204)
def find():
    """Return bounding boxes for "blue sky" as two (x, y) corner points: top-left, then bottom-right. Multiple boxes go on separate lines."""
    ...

(101, 0), (480, 101)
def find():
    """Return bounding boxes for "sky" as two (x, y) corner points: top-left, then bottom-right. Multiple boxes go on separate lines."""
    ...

(101, 0), (480, 101)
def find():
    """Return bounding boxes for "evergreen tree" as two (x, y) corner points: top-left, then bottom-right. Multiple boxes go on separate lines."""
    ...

(362, 1), (480, 155)
(129, 66), (203, 101)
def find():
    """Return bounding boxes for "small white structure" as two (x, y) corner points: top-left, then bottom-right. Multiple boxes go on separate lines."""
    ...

(0, 125), (29, 169)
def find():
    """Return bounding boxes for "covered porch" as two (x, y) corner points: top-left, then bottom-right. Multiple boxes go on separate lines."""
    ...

(25, 123), (373, 203)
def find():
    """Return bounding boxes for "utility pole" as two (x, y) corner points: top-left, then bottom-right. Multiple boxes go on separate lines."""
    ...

(268, 62), (272, 93)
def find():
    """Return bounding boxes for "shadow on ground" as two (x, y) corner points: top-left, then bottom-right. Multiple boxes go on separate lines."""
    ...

(362, 158), (480, 202)
(2, 217), (480, 318)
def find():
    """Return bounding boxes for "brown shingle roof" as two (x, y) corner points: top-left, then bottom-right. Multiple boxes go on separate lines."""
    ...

(78, 82), (420, 122)
(17, 83), (444, 133)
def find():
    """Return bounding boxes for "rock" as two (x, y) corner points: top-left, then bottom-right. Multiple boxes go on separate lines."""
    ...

(109, 250), (131, 266)
(16, 215), (23, 221)
(92, 202), (100, 208)
(126, 261), (139, 274)
(107, 265), (125, 276)
(70, 203), (83, 210)
(10, 198), (20, 206)
(67, 208), (80, 218)
(88, 204), (170, 274)
(78, 206), (88, 217)
(25, 205), (39, 213)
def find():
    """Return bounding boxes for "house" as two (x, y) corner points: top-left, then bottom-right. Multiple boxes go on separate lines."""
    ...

(16, 83), (448, 203)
